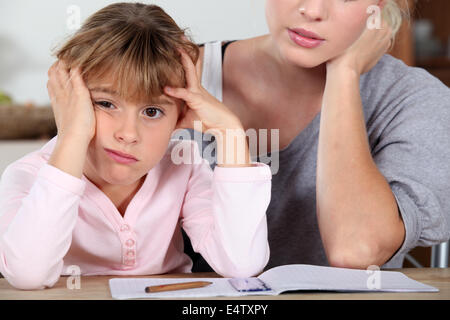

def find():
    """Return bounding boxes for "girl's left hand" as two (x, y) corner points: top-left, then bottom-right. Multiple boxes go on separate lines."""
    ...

(326, 18), (392, 75)
(164, 50), (243, 134)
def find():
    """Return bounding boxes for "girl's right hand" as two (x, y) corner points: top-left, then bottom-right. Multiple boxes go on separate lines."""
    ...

(47, 61), (96, 144)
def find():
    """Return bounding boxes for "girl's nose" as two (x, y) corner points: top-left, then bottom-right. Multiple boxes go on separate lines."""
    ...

(114, 115), (139, 144)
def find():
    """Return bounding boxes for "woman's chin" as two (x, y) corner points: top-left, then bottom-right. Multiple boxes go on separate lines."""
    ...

(283, 48), (328, 69)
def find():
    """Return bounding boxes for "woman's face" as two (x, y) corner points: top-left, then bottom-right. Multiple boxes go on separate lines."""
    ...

(265, 0), (380, 68)
(83, 75), (181, 189)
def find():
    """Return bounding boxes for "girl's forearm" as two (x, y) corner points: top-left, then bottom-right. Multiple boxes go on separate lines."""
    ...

(316, 66), (405, 268)
(214, 127), (253, 167)
(0, 161), (85, 290)
(48, 135), (90, 178)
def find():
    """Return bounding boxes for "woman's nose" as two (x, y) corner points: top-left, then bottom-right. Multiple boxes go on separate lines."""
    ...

(298, 0), (327, 22)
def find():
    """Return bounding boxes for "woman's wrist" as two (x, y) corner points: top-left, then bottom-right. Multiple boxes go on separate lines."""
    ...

(326, 60), (360, 79)
(325, 63), (360, 98)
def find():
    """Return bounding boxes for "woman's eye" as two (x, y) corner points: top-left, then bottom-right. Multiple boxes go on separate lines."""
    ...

(144, 107), (164, 119)
(95, 101), (114, 109)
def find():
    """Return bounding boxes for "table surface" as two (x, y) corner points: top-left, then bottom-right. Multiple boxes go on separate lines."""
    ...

(1, 268), (449, 300)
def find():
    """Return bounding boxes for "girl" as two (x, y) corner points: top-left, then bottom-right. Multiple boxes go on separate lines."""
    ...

(0, 3), (271, 290)
(188, 0), (450, 271)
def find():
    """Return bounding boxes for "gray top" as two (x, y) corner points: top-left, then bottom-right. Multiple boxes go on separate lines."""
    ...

(187, 41), (450, 270)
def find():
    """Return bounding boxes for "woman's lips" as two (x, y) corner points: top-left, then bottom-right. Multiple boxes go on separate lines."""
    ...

(287, 28), (325, 48)
(105, 148), (138, 164)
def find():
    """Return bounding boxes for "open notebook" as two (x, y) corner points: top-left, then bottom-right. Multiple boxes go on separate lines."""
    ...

(109, 264), (438, 299)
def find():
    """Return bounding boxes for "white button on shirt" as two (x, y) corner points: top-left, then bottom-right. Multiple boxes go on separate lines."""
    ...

(120, 224), (130, 232)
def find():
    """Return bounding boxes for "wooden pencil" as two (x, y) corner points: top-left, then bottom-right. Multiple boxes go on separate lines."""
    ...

(145, 281), (213, 293)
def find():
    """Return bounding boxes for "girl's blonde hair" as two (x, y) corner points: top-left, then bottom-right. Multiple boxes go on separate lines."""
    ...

(54, 2), (199, 102)
(382, 0), (411, 40)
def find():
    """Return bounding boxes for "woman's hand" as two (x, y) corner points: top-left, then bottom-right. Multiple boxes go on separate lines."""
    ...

(47, 61), (96, 144)
(326, 19), (392, 75)
(164, 50), (243, 135)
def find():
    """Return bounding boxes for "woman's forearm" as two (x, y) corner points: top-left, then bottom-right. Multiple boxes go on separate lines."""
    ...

(316, 66), (405, 268)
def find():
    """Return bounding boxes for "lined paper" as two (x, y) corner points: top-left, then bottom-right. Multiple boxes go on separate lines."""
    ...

(259, 264), (439, 293)
(109, 277), (253, 299)
(109, 265), (438, 299)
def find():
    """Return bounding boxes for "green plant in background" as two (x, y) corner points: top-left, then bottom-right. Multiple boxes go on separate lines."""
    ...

(0, 90), (12, 105)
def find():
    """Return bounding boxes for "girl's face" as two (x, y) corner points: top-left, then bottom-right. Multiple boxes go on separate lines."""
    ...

(265, 0), (380, 68)
(84, 76), (181, 189)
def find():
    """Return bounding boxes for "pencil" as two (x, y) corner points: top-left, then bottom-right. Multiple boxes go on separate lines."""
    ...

(145, 281), (213, 293)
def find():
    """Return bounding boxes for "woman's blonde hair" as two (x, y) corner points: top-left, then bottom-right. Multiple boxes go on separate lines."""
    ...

(54, 2), (199, 102)
(382, 0), (411, 40)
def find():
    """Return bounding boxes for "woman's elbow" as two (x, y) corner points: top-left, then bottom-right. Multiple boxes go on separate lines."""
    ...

(327, 242), (387, 270)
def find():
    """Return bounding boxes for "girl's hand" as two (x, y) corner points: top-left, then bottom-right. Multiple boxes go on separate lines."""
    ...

(326, 19), (392, 75)
(164, 50), (243, 135)
(47, 61), (96, 144)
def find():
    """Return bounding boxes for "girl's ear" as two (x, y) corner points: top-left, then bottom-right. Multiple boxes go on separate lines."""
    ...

(178, 102), (187, 119)
(174, 103), (189, 130)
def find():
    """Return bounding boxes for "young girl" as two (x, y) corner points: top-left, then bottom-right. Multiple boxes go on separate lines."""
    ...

(189, 0), (450, 271)
(0, 3), (271, 290)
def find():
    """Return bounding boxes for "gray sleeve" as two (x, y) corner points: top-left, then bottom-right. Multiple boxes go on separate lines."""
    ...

(370, 72), (450, 265)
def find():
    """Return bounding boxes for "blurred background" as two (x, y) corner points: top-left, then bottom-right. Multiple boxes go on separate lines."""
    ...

(0, 0), (267, 106)
(0, 0), (449, 268)
(0, 0), (268, 174)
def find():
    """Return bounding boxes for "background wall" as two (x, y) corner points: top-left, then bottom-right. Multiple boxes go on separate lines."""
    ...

(0, 0), (268, 106)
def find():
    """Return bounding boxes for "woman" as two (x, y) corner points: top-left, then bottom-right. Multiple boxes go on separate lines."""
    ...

(183, 0), (450, 270)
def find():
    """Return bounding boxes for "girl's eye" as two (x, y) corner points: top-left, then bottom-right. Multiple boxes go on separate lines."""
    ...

(144, 107), (164, 119)
(95, 101), (114, 109)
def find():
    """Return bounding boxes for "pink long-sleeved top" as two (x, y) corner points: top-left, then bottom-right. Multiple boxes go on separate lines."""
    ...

(0, 137), (271, 290)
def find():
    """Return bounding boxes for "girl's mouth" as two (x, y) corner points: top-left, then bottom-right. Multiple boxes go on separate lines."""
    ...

(105, 148), (138, 164)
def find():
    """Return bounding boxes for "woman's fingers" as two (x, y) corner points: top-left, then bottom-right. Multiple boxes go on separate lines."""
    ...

(376, 18), (392, 46)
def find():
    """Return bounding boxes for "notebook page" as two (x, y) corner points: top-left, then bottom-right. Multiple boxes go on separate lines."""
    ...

(258, 264), (438, 293)
(109, 277), (253, 299)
